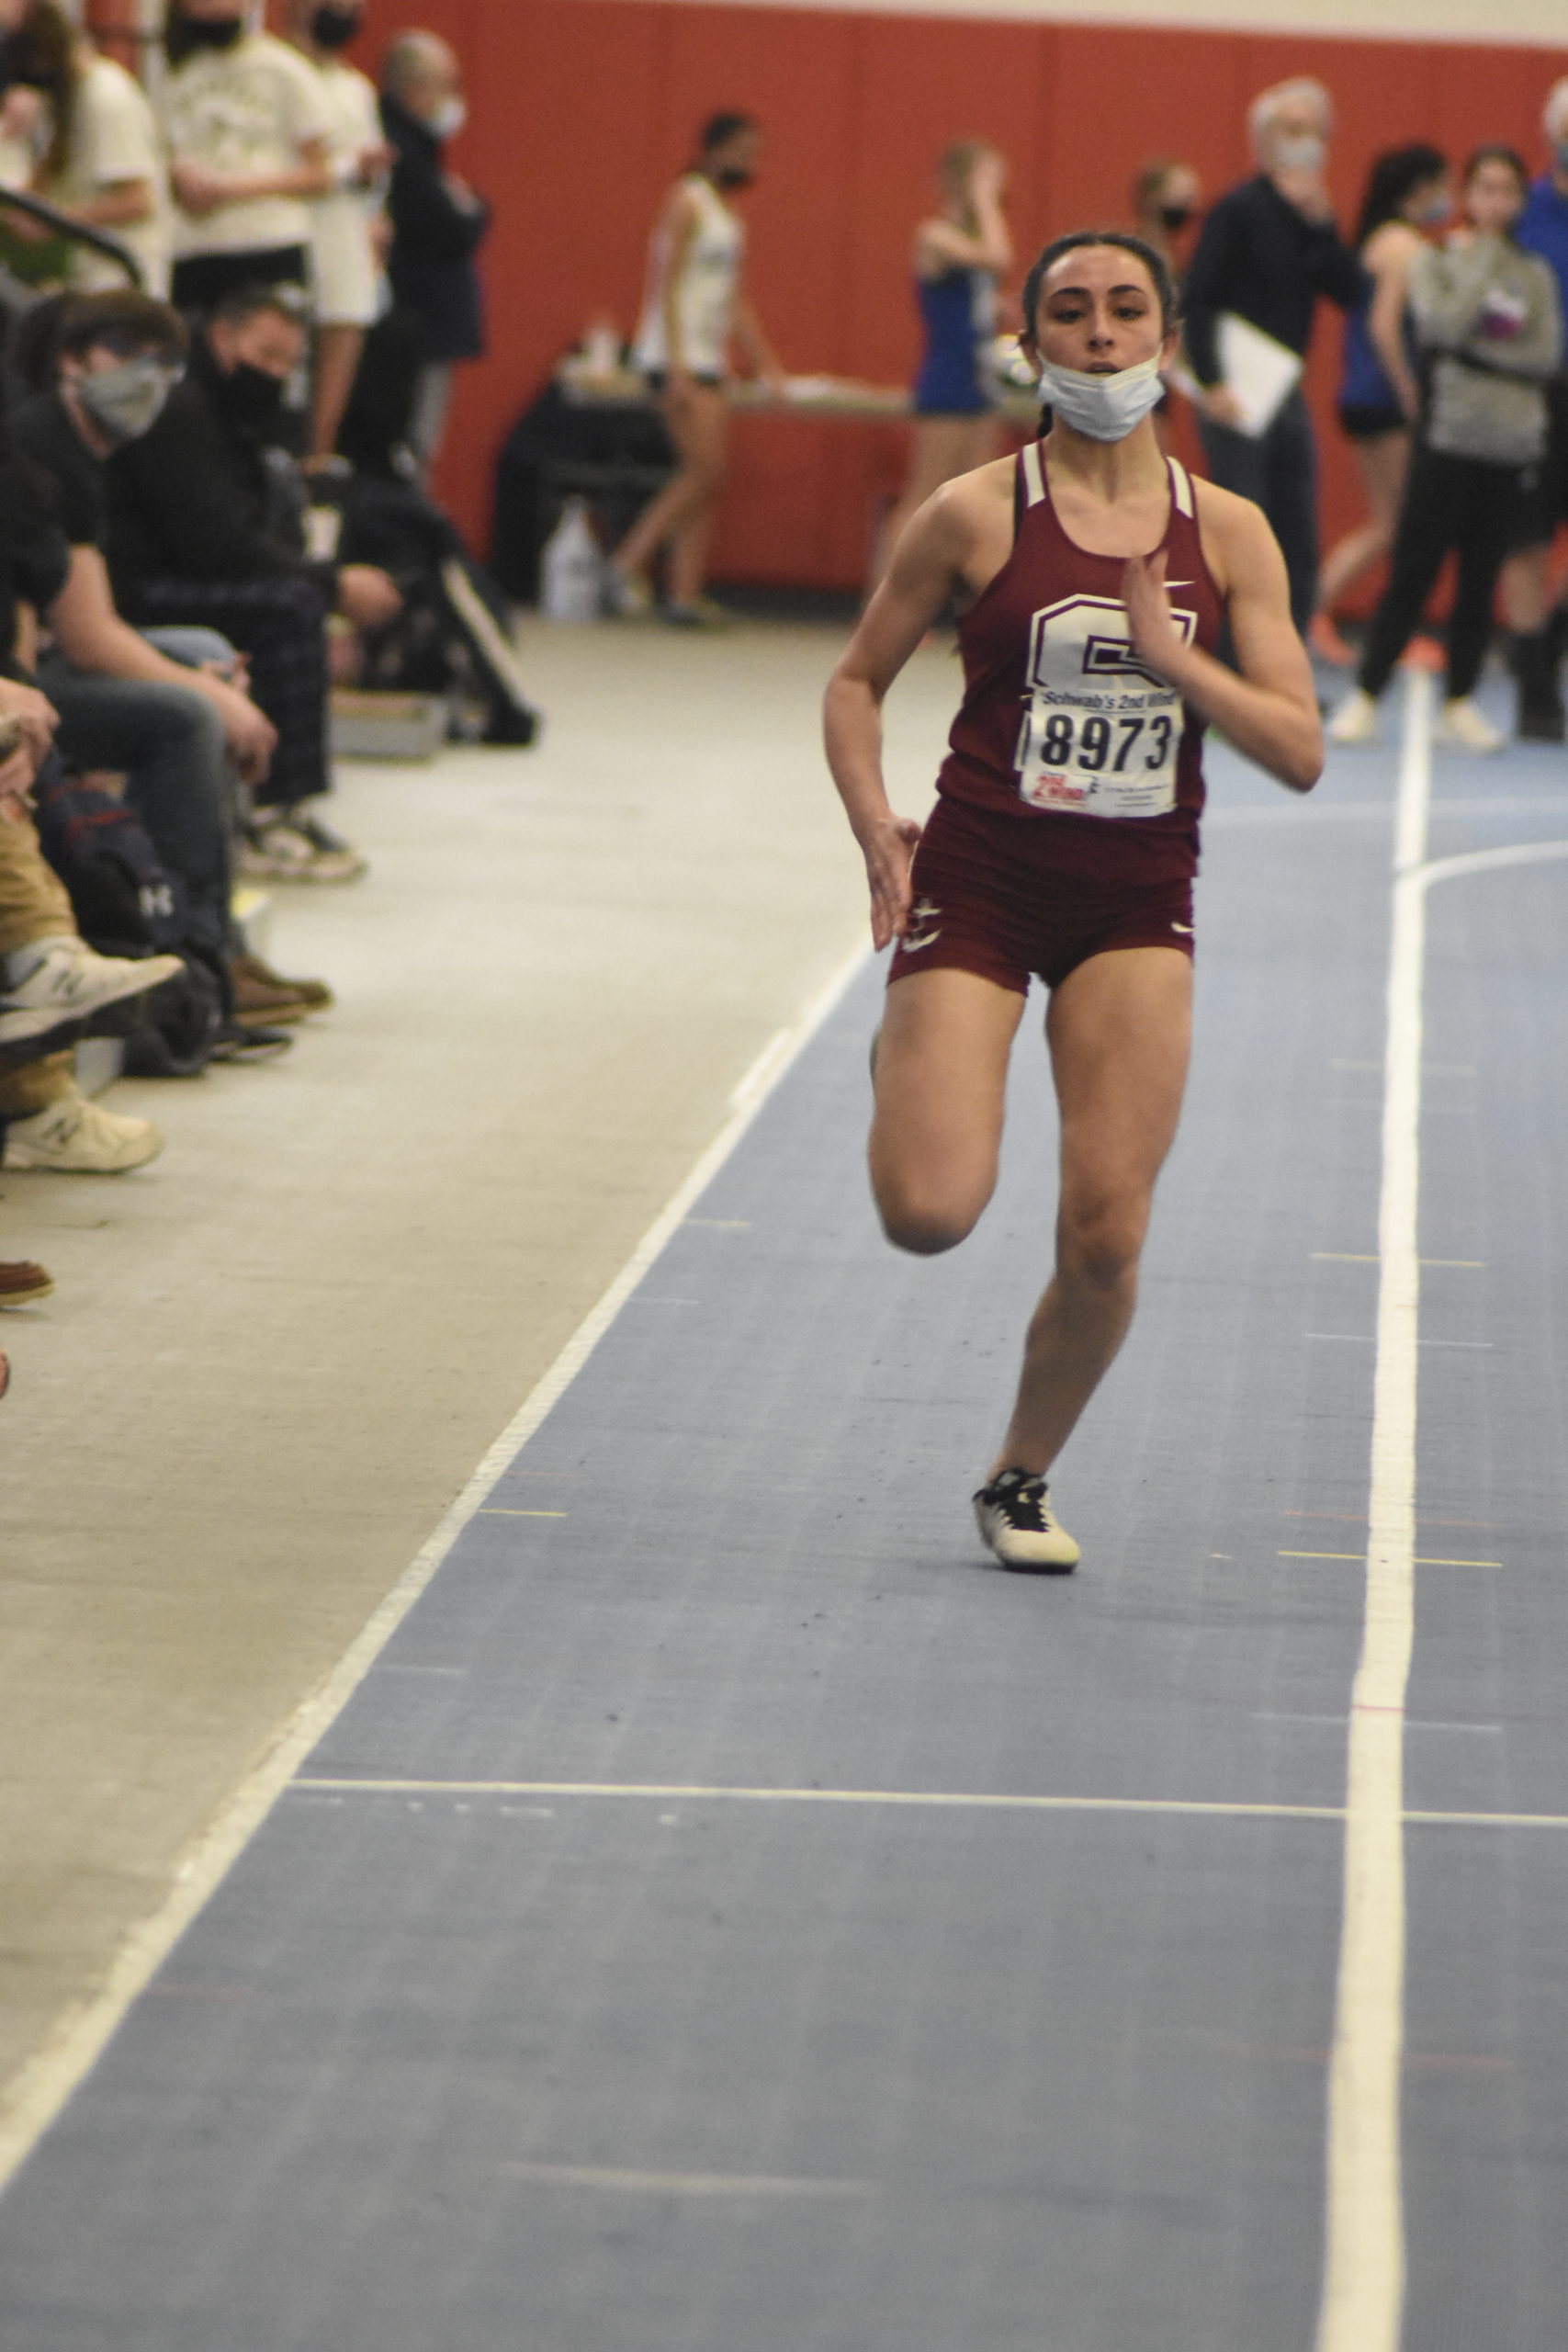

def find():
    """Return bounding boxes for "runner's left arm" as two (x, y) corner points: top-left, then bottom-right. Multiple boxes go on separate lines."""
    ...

(824, 489), (969, 946)
(1121, 492), (1322, 793)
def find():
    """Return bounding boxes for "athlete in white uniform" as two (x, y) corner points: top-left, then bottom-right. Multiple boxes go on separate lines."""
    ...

(285, 0), (389, 463)
(607, 112), (784, 628)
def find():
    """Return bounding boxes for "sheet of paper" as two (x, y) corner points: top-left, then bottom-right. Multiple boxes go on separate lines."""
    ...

(1216, 312), (1303, 439)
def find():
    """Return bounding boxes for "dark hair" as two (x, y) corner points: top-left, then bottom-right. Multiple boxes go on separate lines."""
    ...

(209, 279), (314, 333)
(1130, 158), (1184, 221)
(1021, 230), (1178, 340)
(699, 110), (756, 155)
(1, 1), (78, 181)
(1464, 142), (1529, 198)
(1352, 144), (1448, 250)
(11, 289), (188, 392)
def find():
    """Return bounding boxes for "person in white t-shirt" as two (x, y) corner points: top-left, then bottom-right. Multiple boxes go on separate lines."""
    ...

(285, 0), (389, 465)
(0, 3), (172, 295)
(159, 0), (333, 312)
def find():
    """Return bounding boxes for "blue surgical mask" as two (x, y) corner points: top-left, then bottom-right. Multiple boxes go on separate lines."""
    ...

(1038, 353), (1165, 442)
(1274, 133), (1325, 174)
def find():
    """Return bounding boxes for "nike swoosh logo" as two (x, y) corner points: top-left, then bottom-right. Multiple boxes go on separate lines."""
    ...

(902, 930), (942, 953)
(1170, 922), (1193, 935)
(1164, 581), (1195, 590)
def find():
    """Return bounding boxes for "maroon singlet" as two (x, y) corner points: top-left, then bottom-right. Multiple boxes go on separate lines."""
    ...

(936, 442), (1224, 883)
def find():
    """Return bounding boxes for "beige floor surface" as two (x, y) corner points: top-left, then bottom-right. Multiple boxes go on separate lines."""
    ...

(0, 615), (953, 2136)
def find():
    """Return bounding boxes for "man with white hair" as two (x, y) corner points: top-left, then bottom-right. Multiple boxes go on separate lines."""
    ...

(1183, 77), (1362, 634)
(378, 27), (489, 473)
(1502, 76), (1568, 741)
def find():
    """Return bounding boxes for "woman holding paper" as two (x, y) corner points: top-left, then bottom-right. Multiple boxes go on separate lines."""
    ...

(1329, 146), (1562, 753)
(1182, 77), (1362, 633)
(825, 230), (1320, 1573)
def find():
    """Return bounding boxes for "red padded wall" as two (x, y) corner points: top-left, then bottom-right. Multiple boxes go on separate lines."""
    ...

(321, 0), (1566, 589)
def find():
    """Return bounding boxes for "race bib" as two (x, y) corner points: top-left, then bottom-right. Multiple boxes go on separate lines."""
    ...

(1014, 593), (1195, 819)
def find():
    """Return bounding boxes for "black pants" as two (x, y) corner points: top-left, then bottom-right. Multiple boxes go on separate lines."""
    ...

(1359, 446), (1521, 701)
(123, 572), (333, 811)
(1198, 389), (1319, 634)
(170, 244), (308, 317)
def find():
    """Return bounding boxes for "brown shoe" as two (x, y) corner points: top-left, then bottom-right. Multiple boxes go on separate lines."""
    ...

(229, 952), (334, 1028)
(0, 1259), (53, 1306)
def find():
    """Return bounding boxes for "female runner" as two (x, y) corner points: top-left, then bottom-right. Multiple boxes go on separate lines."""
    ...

(609, 111), (784, 628)
(824, 231), (1321, 1570)
(873, 141), (1012, 586)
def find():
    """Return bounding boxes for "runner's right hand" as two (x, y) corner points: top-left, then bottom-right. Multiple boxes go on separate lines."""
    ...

(859, 812), (924, 951)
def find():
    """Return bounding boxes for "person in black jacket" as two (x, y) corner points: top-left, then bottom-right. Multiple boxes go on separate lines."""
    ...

(1182, 77), (1363, 632)
(105, 279), (401, 881)
(379, 28), (489, 474)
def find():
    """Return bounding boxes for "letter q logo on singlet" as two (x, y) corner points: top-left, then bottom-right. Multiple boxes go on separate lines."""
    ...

(1014, 594), (1196, 820)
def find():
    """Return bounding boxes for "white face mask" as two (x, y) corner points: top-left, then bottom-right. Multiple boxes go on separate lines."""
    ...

(1038, 352), (1165, 442)
(1273, 132), (1325, 174)
(429, 96), (466, 141)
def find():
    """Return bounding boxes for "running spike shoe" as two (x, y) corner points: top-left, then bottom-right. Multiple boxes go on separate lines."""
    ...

(973, 1469), (1080, 1573)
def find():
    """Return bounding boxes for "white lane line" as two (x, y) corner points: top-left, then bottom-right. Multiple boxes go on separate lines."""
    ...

(0, 942), (871, 2199)
(1316, 665), (1430, 2352)
(1316, 732), (1568, 2348)
(502, 2164), (874, 2198)
(290, 1779), (1345, 1821)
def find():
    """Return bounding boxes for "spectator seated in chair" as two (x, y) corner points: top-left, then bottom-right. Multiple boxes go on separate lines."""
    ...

(102, 279), (400, 884)
(8, 289), (329, 1033)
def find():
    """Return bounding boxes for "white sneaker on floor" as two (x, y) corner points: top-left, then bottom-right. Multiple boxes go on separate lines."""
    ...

(241, 811), (367, 885)
(0, 936), (183, 1046)
(1434, 696), (1505, 753)
(973, 1469), (1080, 1573)
(2, 1088), (163, 1173)
(1327, 689), (1380, 746)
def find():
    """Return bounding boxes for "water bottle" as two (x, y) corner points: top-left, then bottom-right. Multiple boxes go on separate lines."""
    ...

(540, 497), (603, 622)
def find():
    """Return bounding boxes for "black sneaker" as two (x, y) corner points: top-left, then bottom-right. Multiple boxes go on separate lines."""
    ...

(209, 1020), (294, 1065)
(973, 1469), (1080, 1572)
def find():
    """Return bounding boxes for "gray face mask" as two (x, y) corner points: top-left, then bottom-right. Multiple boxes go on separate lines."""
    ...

(1554, 137), (1568, 175)
(1273, 132), (1325, 174)
(75, 356), (180, 447)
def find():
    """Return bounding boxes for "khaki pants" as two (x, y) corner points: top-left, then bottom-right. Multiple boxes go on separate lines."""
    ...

(0, 809), (80, 1115)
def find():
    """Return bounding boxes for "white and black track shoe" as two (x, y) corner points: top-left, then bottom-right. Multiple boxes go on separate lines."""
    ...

(973, 1469), (1080, 1573)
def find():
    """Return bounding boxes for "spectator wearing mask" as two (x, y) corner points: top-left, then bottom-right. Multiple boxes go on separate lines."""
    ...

(0, 0), (171, 295)
(1183, 77), (1362, 632)
(1502, 75), (1568, 741)
(9, 290), (328, 1024)
(608, 111), (783, 627)
(378, 28), (488, 472)
(1312, 143), (1450, 667)
(1131, 157), (1202, 288)
(1329, 147), (1562, 755)
(105, 279), (401, 884)
(160, 0), (333, 314)
(286, 0), (389, 468)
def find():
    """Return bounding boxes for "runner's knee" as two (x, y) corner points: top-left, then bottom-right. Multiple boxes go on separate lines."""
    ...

(1058, 1193), (1145, 1291)
(872, 1167), (986, 1255)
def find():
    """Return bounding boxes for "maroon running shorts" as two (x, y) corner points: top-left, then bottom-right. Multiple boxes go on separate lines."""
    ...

(886, 794), (1196, 997)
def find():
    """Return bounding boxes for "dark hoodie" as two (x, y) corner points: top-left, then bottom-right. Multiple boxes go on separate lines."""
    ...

(380, 89), (490, 363)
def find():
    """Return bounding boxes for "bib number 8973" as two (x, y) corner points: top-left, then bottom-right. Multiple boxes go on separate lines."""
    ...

(1034, 710), (1172, 772)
